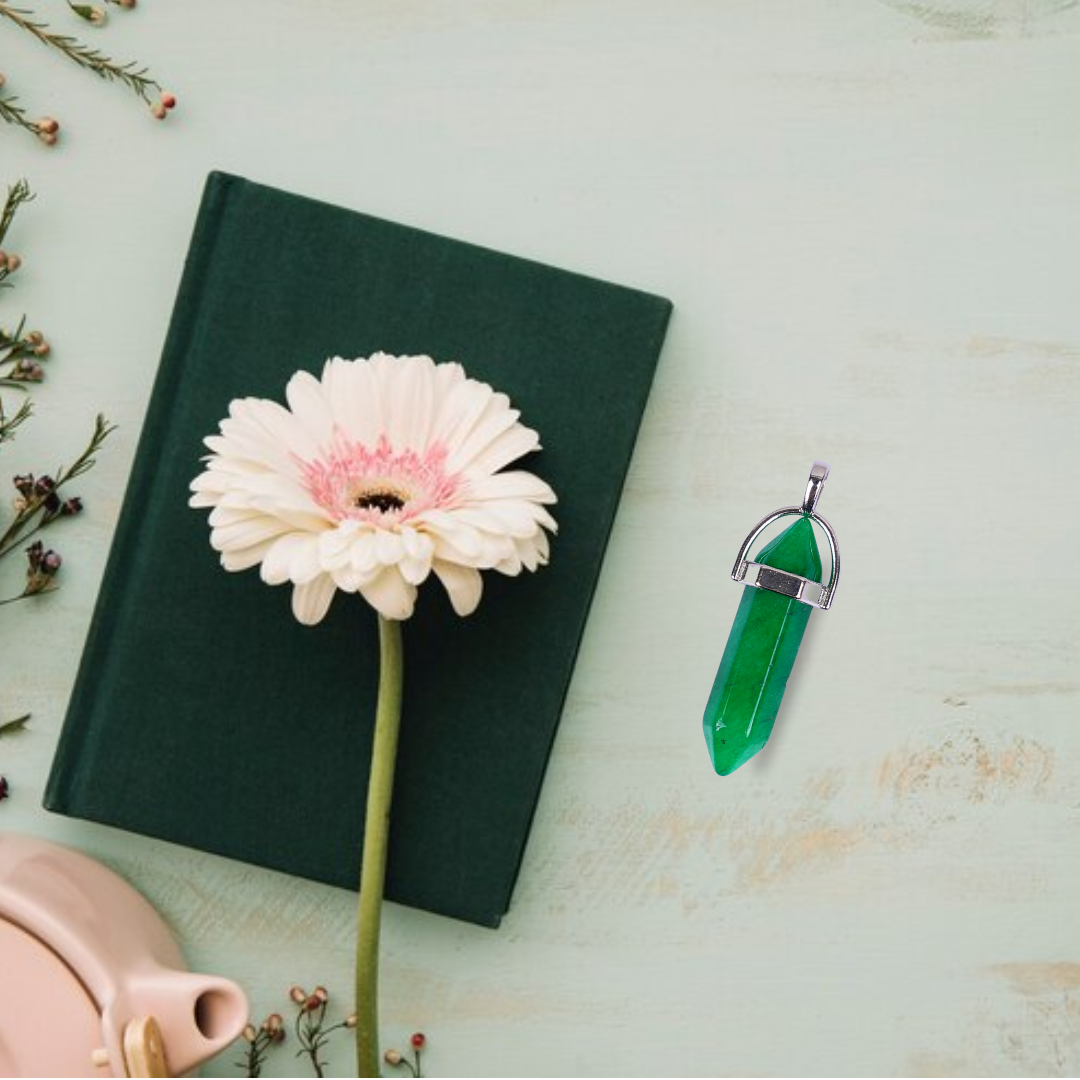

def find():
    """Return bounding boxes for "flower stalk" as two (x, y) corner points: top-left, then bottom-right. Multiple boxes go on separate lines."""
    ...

(356, 614), (404, 1077)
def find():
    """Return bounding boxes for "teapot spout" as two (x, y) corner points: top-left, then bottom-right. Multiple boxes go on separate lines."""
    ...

(110, 969), (248, 1076)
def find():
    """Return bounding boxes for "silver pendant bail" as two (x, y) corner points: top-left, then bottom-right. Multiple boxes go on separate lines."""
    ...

(802, 461), (829, 515)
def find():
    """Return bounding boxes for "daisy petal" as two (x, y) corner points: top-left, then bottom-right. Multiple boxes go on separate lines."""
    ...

(291, 574), (337, 625)
(286, 370), (336, 447)
(359, 567), (418, 621)
(262, 534), (310, 586)
(466, 470), (558, 504)
(433, 560), (484, 615)
(386, 354), (436, 449)
(460, 424), (542, 478)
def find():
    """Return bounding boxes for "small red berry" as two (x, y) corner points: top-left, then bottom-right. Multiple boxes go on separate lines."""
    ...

(160, 91), (177, 110)
(410, 1032), (426, 1050)
(151, 102), (167, 121)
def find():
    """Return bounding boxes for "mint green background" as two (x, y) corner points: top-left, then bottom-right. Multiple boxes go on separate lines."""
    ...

(3, 2), (1080, 1076)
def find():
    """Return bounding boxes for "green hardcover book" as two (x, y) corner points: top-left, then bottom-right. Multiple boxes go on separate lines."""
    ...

(45, 172), (672, 928)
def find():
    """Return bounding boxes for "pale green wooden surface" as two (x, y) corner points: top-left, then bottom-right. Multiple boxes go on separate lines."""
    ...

(3, 2), (1079, 1075)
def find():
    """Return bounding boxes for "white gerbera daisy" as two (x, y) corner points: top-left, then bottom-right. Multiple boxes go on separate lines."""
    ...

(190, 353), (557, 624)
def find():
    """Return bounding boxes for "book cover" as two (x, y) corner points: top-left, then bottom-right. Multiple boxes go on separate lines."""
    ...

(45, 172), (672, 928)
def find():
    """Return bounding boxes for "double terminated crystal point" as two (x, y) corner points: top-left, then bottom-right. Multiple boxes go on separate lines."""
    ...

(703, 463), (839, 776)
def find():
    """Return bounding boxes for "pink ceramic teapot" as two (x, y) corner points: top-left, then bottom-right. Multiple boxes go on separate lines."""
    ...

(0, 832), (248, 1077)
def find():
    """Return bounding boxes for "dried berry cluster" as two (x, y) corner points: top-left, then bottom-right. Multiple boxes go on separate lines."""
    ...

(238, 982), (428, 1078)
(0, 179), (112, 759)
(239, 984), (360, 1079)
(0, 180), (112, 612)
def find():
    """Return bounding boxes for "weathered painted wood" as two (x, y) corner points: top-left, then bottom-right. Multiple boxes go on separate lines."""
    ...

(2, 1), (1079, 1074)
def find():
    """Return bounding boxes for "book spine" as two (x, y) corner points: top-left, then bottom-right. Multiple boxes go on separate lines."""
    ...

(44, 172), (239, 813)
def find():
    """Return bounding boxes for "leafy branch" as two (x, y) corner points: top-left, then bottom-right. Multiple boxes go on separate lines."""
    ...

(0, 2), (175, 143)
(0, 2), (158, 100)
(0, 395), (31, 445)
(0, 178), (32, 244)
(0, 413), (114, 556)
(0, 180), (112, 610)
(0, 92), (44, 138)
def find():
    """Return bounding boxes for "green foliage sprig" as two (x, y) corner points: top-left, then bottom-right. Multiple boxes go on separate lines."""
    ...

(0, 179), (113, 608)
(0, 1), (176, 145)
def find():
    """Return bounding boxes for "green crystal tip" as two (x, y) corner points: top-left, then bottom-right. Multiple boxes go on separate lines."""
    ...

(703, 517), (821, 776)
(754, 515), (822, 581)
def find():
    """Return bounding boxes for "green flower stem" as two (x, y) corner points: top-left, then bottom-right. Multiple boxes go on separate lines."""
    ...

(356, 614), (404, 1077)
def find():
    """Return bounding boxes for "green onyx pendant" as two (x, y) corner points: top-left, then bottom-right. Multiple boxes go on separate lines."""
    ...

(703, 462), (840, 775)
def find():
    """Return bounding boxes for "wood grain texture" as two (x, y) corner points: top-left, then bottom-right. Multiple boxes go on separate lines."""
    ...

(2, 1), (1078, 1075)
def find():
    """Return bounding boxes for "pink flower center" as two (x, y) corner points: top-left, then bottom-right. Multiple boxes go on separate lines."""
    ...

(298, 433), (462, 524)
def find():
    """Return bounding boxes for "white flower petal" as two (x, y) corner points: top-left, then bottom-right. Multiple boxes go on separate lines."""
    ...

(359, 567), (417, 621)
(375, 529), (403, 566)
(325, 355), (382, 446)
(261, 534), (309, 586)
(450, 504), (547, 540)
(515, 529), (550, 572)
(241, 396), (319, 462)
(420, 511), (484, 558)
(399, 554), (433, 586)
(286, 370), (336, 448)
(466, 470), (558, 505)
(443, 394), (520, 474)
(494, 548), (523, 575)
(433, 560), (483, 616)
(318, 521), (360, 567)
(386, 354), (436, 450)
(349, 532), (380, 574)
(459, 424), (541, 479)
(221, 539), (277, 572)
(257, 532), (322, 586)
(210, 515), (291, 553)
(291, 574), (337, 625)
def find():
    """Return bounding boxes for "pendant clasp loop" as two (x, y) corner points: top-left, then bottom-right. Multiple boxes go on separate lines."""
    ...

(802, 460), (829, 515)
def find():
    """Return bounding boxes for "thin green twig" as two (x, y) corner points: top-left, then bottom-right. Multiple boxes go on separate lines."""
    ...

(0, 413), (114, 552)
(0, 94), (42, 138)
(0, 179), (33, 245)
(0, 395), (31, 444)
(0, 2), (160, 103)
